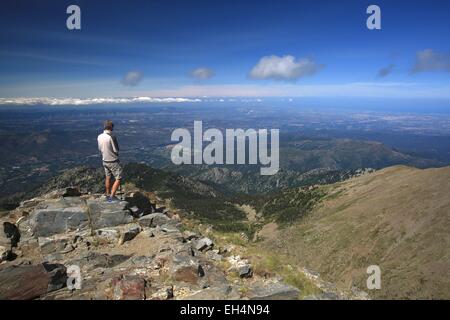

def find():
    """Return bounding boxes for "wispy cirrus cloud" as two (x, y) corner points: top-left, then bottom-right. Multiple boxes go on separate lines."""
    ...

(121, 71), (144, 86)
(249, 55), (324, 81)
(412, 49), (450, 73)
(190, 67), (215, 80)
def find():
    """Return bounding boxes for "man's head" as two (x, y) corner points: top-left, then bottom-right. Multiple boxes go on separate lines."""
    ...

(104, 120), (114, 131)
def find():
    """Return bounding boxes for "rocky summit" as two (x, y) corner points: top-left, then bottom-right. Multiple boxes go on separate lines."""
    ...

(0, 187), (300, 300)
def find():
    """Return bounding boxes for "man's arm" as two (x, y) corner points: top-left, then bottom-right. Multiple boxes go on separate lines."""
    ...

(97, 137), (102, 153)
(111, 136), (119, 154)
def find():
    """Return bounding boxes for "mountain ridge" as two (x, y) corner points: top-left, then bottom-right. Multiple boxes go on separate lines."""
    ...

(260, 165), (450, 299)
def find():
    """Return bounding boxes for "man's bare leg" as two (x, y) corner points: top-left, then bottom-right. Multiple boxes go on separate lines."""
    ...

(110, 179), (121, 198)
(105, 176), (112, 196)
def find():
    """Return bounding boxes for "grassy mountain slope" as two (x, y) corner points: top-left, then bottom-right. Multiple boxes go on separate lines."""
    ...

(263, 165), (450, 299)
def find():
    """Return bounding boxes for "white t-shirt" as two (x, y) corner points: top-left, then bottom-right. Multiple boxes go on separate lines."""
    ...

(97, 130), (119, 162)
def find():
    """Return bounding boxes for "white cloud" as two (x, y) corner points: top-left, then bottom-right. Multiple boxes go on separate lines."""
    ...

(412, 49), (450, 73)
(121, 71), (144, 86)
(191, 67), (215, 80)
(0, 97), (201, 106)
(249, 55), (323, 81)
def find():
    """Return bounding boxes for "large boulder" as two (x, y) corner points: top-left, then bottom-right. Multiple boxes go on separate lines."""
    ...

(138, 213), (170, 228)
(0, 263), (67, 300)
(124, 192), (155, 217)
(0, 222), (20, 248)
(30, 207), (89, 237)
(117, 224), (141, 245)
(86, 200), (133, 229)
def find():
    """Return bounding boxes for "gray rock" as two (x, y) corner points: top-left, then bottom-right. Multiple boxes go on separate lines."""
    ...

(138, 213), (170, 228)
(195, 237), (214, 252)
(129, 206), (140, 216)
(43, 263), (68, 292)
(87, 199), (133, 230)
(30, 207), (89, 237)
(0, 222), (20, 248)
(38, 236), (71, 255)
(118, 224), (141, 244)
(170, 254), (203, 285)
(198, 263), (230, 292)
(174, 242), (196, 257)
(238, 264), (253, 278)
(95, 228), (120, 242)
(246, 281), (300, 300)
(124, 192), (155, 217)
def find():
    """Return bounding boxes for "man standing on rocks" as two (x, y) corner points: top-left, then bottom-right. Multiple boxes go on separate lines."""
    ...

(97, 120), (123, 202)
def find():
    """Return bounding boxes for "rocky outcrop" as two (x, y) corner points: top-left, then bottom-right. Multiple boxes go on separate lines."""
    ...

(0, 222), (20, 263)
(0, 263), (66, 300)
(86, 199), (133, 229)
(0, 187), (303, 300)
(124, 192), (155, 217)
(31, 206), (89, 237)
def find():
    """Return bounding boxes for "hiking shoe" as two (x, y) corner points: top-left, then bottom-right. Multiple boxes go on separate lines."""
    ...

(107, 196), (120, 203)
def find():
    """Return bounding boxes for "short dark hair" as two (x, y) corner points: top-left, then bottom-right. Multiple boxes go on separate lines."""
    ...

(104, 120), (114, 130)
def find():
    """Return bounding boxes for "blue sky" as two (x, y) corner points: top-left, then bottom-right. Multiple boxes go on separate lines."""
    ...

(0, 0), (450, 101)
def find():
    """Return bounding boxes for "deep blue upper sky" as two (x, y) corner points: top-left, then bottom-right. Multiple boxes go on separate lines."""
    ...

(0, 0), (449, 101)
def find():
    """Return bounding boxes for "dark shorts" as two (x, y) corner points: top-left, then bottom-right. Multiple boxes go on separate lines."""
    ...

(103, 161), (123, 180)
